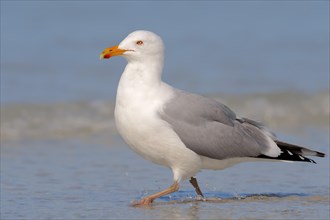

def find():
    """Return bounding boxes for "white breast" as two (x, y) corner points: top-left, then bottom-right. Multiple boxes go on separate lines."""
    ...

(114, 74), (202, 181)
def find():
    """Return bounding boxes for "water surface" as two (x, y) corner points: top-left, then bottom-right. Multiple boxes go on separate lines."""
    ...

(1, 133), (329, 219)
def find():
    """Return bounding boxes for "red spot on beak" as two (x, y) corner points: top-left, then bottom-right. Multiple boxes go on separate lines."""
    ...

(103, 54), (111, 59)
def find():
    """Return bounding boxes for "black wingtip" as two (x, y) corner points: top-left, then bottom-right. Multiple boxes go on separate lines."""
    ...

(274, 140), (326, 158)
(316, 152), (326, 157)
(309, 158), (317, 164)
(257, 149), (318, 164)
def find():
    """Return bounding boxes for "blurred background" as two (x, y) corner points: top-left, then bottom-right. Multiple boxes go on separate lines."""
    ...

(1, 1), (329, 219)
(1, 1), (329, 141)
(2, 1), (329, 102)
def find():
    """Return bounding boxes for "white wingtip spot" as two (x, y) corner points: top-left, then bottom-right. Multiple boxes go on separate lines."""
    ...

(263, 136), (282, 157)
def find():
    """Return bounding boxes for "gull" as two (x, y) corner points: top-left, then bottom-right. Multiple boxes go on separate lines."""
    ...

(100, 30), (325, 206)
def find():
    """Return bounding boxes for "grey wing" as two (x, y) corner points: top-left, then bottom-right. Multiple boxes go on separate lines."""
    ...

(160, 90), (279, 159)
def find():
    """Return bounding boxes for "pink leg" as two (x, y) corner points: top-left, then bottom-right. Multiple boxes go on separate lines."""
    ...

(133, 182), (179, 207)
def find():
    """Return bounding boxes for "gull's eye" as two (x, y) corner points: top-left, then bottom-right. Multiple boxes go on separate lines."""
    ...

(136, 40), (144, 46)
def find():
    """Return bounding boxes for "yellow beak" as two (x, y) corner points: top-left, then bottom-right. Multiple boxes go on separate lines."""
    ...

(99, 45), (127, 59)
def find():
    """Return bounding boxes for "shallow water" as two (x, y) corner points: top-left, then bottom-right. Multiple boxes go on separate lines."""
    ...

(1, 129), (329, 219)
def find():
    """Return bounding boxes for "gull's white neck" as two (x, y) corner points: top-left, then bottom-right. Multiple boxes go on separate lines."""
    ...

(116, 53), (165, 98)
(121, 58), (163, 88)
(115, 55), (168, 112)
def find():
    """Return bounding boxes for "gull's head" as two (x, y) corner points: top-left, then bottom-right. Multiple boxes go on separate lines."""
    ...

(100, 30), (164, 62)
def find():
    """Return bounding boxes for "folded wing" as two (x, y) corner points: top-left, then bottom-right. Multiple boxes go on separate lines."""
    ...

(160, 90), (282, 160)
